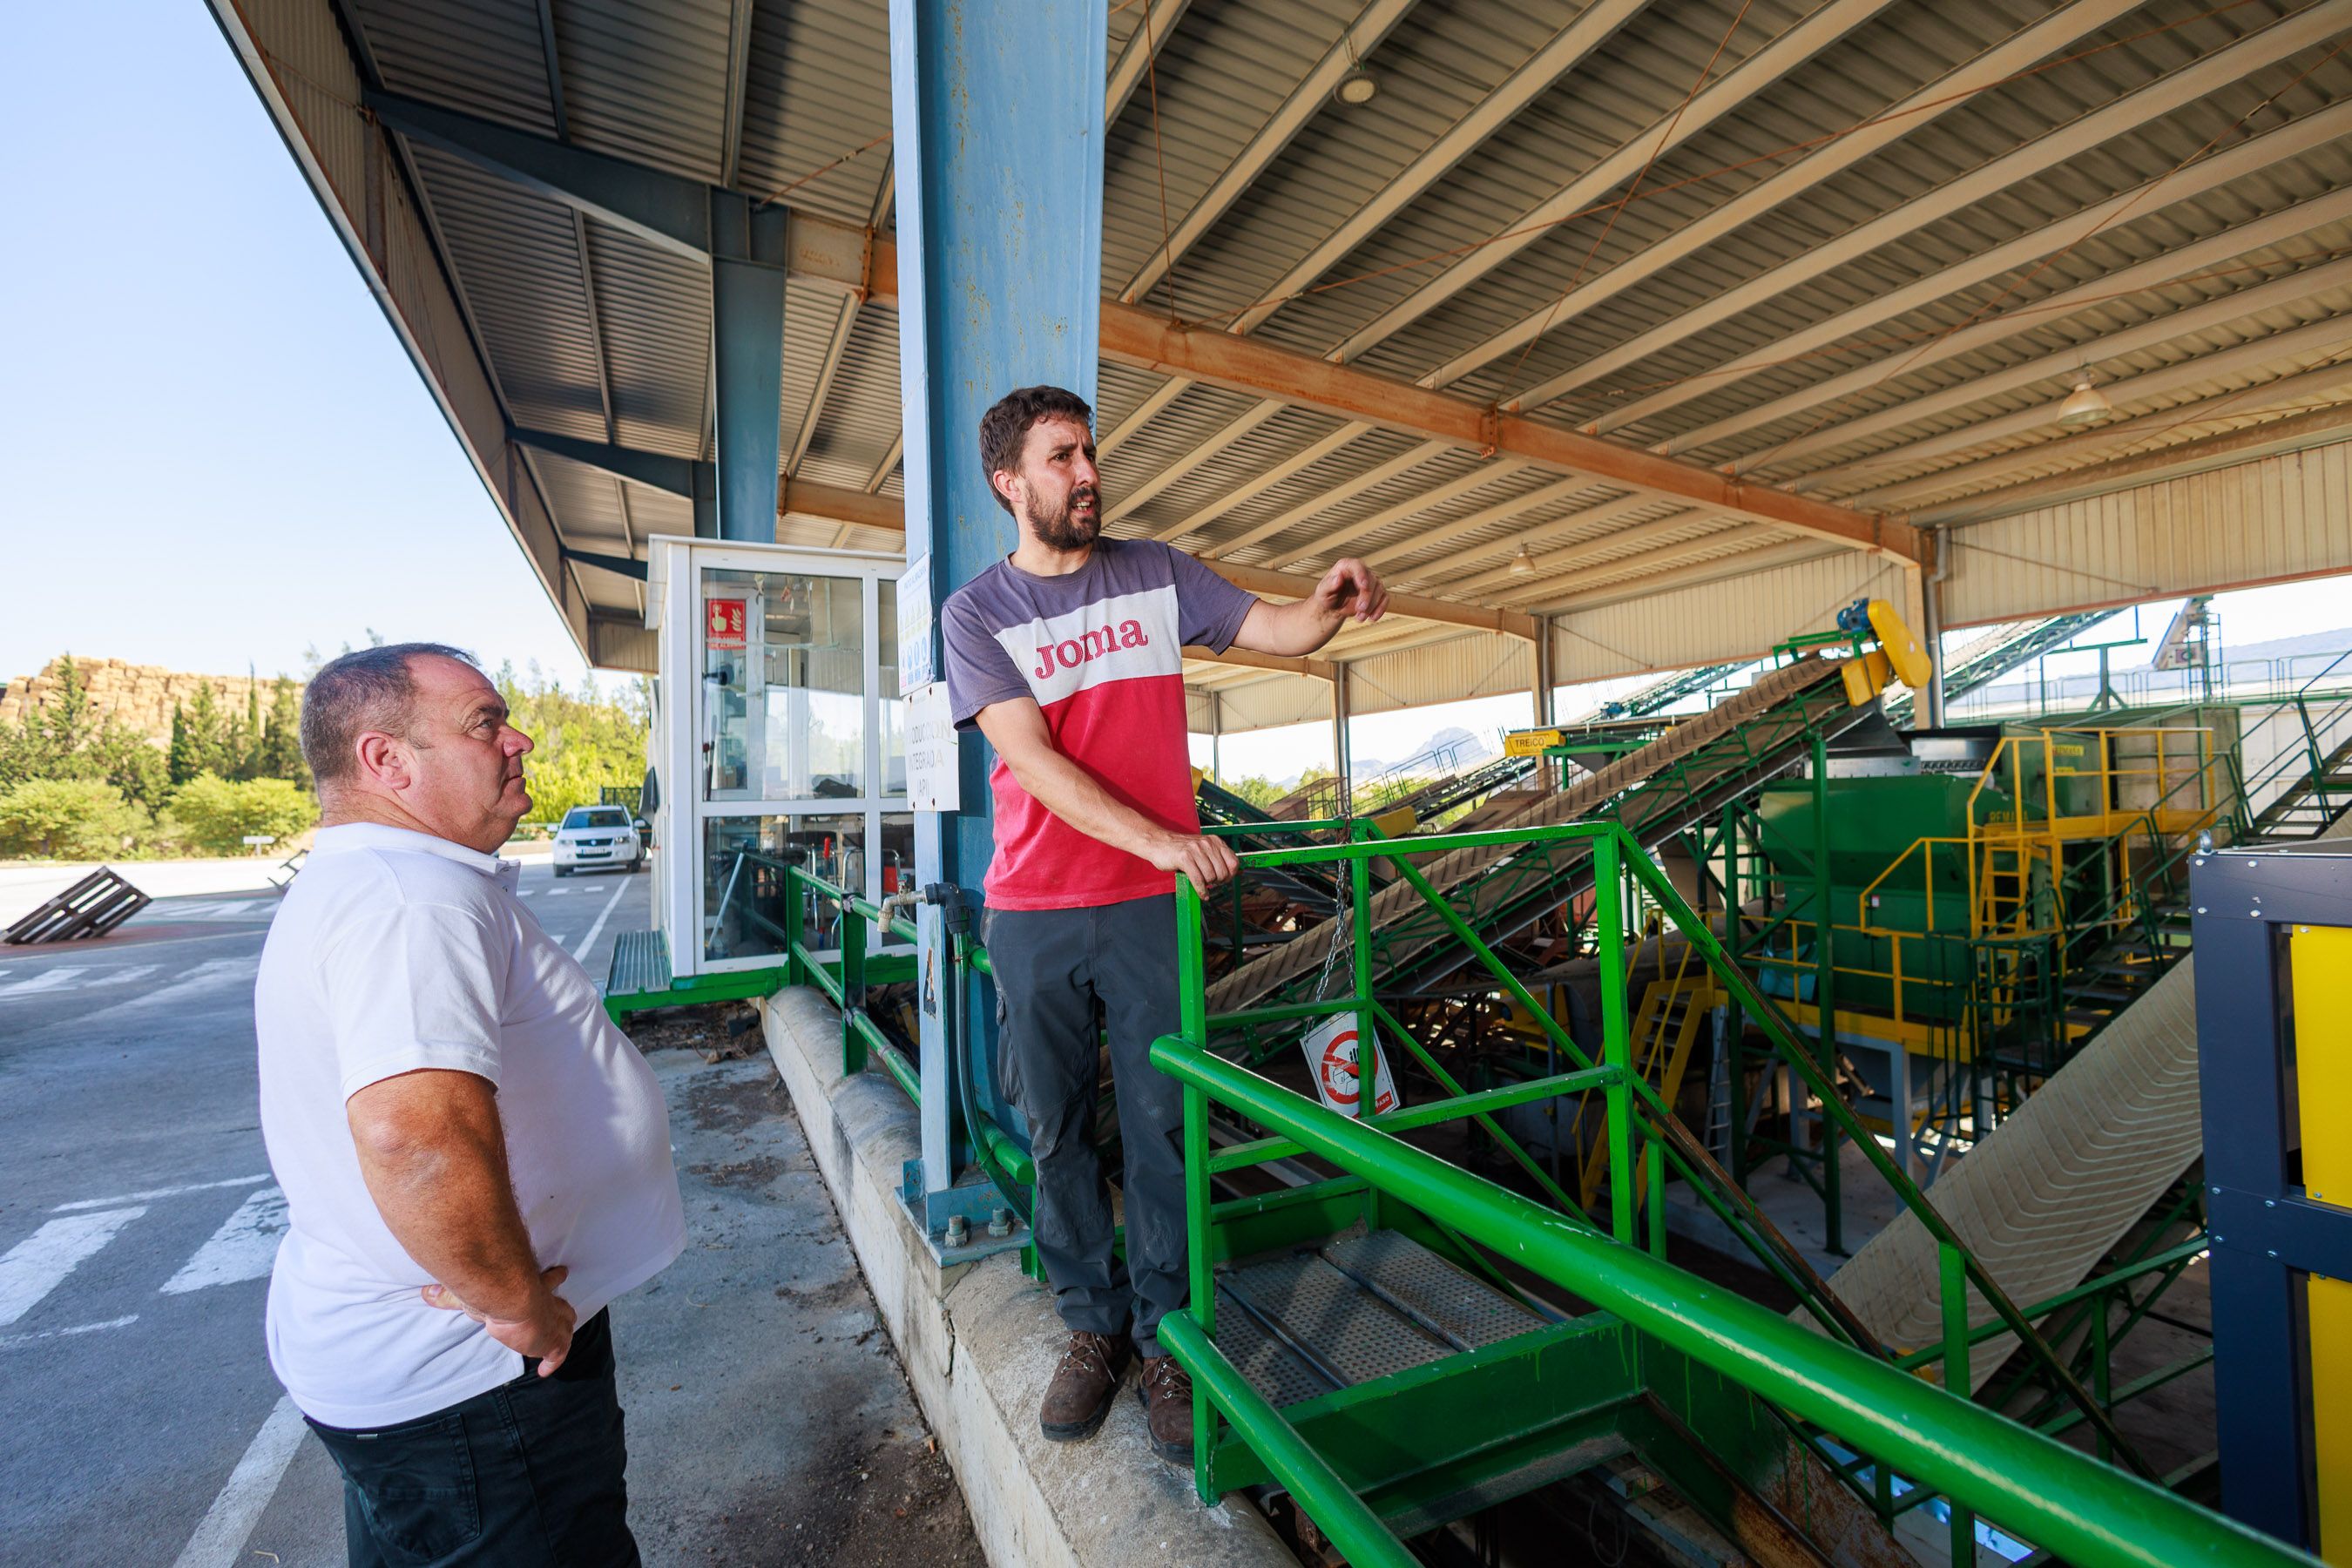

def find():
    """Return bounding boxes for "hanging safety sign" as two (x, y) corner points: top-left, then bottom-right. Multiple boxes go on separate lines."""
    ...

(1300, 1013), (1399, 1119)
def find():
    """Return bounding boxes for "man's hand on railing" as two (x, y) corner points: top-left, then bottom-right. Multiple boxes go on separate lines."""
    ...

(1146, 830), (1240, 896)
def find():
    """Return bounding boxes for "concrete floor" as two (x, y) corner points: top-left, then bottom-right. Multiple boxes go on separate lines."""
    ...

(0, 861), (983, 1566)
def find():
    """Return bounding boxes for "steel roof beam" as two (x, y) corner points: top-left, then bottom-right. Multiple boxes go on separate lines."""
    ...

(1326, 0), (1902, 367)
(1151, 420), (1373, 545)
(1270, 458), (1526, 569)
(1098, 302), (1923, 560)
(1205, 560), (1539, 640)
(1686, 180), (2352, 470)
(1429, 0), (2146, 396)
(1461, 518), (1772, 601)
(1606, 98), (2352, 449)
(1837, 343), (2352, 510)
(1105, 0), (1194, 127)
(1103, 399), (1288, 525)
(1098, 376), (1193, 457)
(1781, 255), (2352, 488)
(1540, 539), (1842, 612)
(1360, 474), (1601, 570)
(1230, 0), (1649, 338)
(1408, 499), (1717, 590)
(511, 429), (699, 496)
(1205, 438), (1453, 558)
(1506, 0), (2342, 417)
(1185, 645), (1337, 680)
(718, 0), (757, 188)
(1119, 0), (1420, 307)
(1923, 400), (2352, 526)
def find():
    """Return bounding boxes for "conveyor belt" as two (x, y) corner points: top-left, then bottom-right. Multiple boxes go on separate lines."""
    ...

(1210, 655), (1864, 1015)
(1816, 807), (2352, 1388)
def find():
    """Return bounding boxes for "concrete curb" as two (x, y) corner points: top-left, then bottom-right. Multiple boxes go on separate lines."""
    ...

(761, 986), (1294, 1568)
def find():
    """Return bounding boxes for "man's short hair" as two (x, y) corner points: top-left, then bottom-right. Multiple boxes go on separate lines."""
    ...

(301, 643), (481, 787)
(977, 385), (1093, 514)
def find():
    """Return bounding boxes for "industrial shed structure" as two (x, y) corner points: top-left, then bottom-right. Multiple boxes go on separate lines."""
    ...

(210, 0), (2352, 735)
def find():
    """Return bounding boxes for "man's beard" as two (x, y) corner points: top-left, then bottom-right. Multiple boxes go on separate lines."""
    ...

(1030, 483), (1103, 552)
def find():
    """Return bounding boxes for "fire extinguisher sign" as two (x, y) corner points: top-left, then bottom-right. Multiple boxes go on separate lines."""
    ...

(706, 598), (747, 650)
(1300, 1012), (1399, 1119)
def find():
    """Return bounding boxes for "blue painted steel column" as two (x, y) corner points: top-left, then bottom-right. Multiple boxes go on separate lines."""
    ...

(710, 193), (787, 543)
(889, 0), (1108, 1223)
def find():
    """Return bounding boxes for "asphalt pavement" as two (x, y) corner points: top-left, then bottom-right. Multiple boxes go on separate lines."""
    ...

(0, 856), (982, 1566)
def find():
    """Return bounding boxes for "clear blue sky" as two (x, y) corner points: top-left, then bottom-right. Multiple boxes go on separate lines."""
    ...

(0, 2), (598, 690)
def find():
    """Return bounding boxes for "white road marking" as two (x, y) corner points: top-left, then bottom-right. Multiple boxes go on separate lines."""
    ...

(0, 1207), (146, 1327)
(170, 1395), (308, 1568)
(107, 963), (162, 986)
(0, 968), (87, 998)
(544, 887), (573, 896)
(572, 875), (634, 963)
(56, 1174), (273, 1213)
(162, 1187), (287, 1294)
(0, 1314), (139, 1350)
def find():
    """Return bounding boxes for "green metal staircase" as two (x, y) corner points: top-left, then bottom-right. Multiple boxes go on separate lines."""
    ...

(1149, 825), (2311, 1568)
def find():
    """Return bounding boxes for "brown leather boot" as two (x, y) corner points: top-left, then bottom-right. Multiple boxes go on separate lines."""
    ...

(1038, 1330), (1131, 1442)
(1137, 1354), (1193, 1464)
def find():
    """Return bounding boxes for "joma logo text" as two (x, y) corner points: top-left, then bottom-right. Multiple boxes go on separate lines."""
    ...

(1034, 619), (1151, 679)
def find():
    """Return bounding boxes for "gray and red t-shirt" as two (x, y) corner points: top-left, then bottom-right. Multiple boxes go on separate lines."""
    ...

(942, 538), (1256, 910)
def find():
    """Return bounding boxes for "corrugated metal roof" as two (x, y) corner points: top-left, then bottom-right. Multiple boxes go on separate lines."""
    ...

(227, 0), (2352, 689)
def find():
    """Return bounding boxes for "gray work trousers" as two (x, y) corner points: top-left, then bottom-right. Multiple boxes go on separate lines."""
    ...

(985, 894), (1186, 1356)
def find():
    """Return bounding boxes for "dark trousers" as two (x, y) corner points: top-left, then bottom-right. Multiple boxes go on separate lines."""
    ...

(986, 894), (1187, 1356)
(306, 1309), (638, 1568)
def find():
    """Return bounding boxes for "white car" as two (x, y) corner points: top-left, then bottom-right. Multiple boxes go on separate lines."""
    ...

(551, 806), (646, 876)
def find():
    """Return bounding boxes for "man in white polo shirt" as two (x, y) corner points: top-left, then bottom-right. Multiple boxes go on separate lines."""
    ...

(256, 643), (683, 1567)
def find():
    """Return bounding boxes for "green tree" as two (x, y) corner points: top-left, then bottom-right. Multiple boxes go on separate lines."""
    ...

(182, 681), (229, 779)
(87, 720), (170, 813)
(40, 654), (95, 761)
(258, 676), (306, 786)
(163, 774), (317, 856)
(167, 702), (199, 787)
(497, 665), (652, 828)
(0, 779), (145, 861)
(1219, 775), (1288, 810)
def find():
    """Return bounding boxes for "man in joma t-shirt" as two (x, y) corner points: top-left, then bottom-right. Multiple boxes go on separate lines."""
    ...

(942, 385), (1388, 1464)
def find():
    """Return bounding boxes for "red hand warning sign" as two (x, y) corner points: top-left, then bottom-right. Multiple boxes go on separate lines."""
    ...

(1301, 1013), (1398, 1119)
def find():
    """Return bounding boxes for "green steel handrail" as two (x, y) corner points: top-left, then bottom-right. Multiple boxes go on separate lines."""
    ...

(1151, 1034), (2312, 1568)
(1194, 821), (2154, 1475)
(782, 865), (1035, 1194)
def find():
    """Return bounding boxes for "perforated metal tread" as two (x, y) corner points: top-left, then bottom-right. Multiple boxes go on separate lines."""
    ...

(1213, 1230), (1539, 1408)
(1208, 1286), (1335, 1409)
(1321, 1230), (1543, 1349)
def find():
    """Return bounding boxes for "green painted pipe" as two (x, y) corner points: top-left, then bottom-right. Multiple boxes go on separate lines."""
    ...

(1154, 1311), (1417, 1568)
(1148, 1037), (2313, 1568)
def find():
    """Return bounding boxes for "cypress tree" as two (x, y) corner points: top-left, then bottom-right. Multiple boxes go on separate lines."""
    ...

(167, 702), (199, 786)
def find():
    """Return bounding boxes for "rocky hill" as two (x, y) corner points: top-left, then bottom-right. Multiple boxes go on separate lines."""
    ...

(0, 657), (278, 748)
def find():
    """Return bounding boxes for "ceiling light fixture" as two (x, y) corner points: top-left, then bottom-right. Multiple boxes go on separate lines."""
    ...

(1508, 544), (1538, 576)
(1335, 67), (1378, 105)
(2055, 375), (2114, 428)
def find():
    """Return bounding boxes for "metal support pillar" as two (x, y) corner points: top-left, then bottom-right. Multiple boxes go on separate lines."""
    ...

(1532, 615), (1555, 788)
(711, 194), (787, 544)
(889, 0), (1109, 1233)
(1333, 664), (1354, 817)
(1810, 733), (1843, 1254)
(1209, 695), (1223, 784)
(1922, 547), (1949, 729)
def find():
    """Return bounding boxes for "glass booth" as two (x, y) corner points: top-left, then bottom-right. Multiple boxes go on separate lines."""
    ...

(647, 537), (910, 977)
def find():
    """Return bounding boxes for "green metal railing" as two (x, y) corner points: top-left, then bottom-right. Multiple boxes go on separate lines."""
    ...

(778, 862), (1036, 1200)
(1149, 822), (2287, 1564)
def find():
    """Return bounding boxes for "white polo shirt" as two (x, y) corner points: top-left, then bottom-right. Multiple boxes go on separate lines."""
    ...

(255, 822), (685, 1428)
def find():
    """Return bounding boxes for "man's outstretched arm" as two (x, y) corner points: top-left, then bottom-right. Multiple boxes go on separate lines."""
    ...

(1231, 558), (1389, 658)
(347, 1067), (577, 1375)
(973, 697), (1238, 894)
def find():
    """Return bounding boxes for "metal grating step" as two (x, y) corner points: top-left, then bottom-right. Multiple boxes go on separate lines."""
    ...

(1213, 1231), (1543, 1409)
